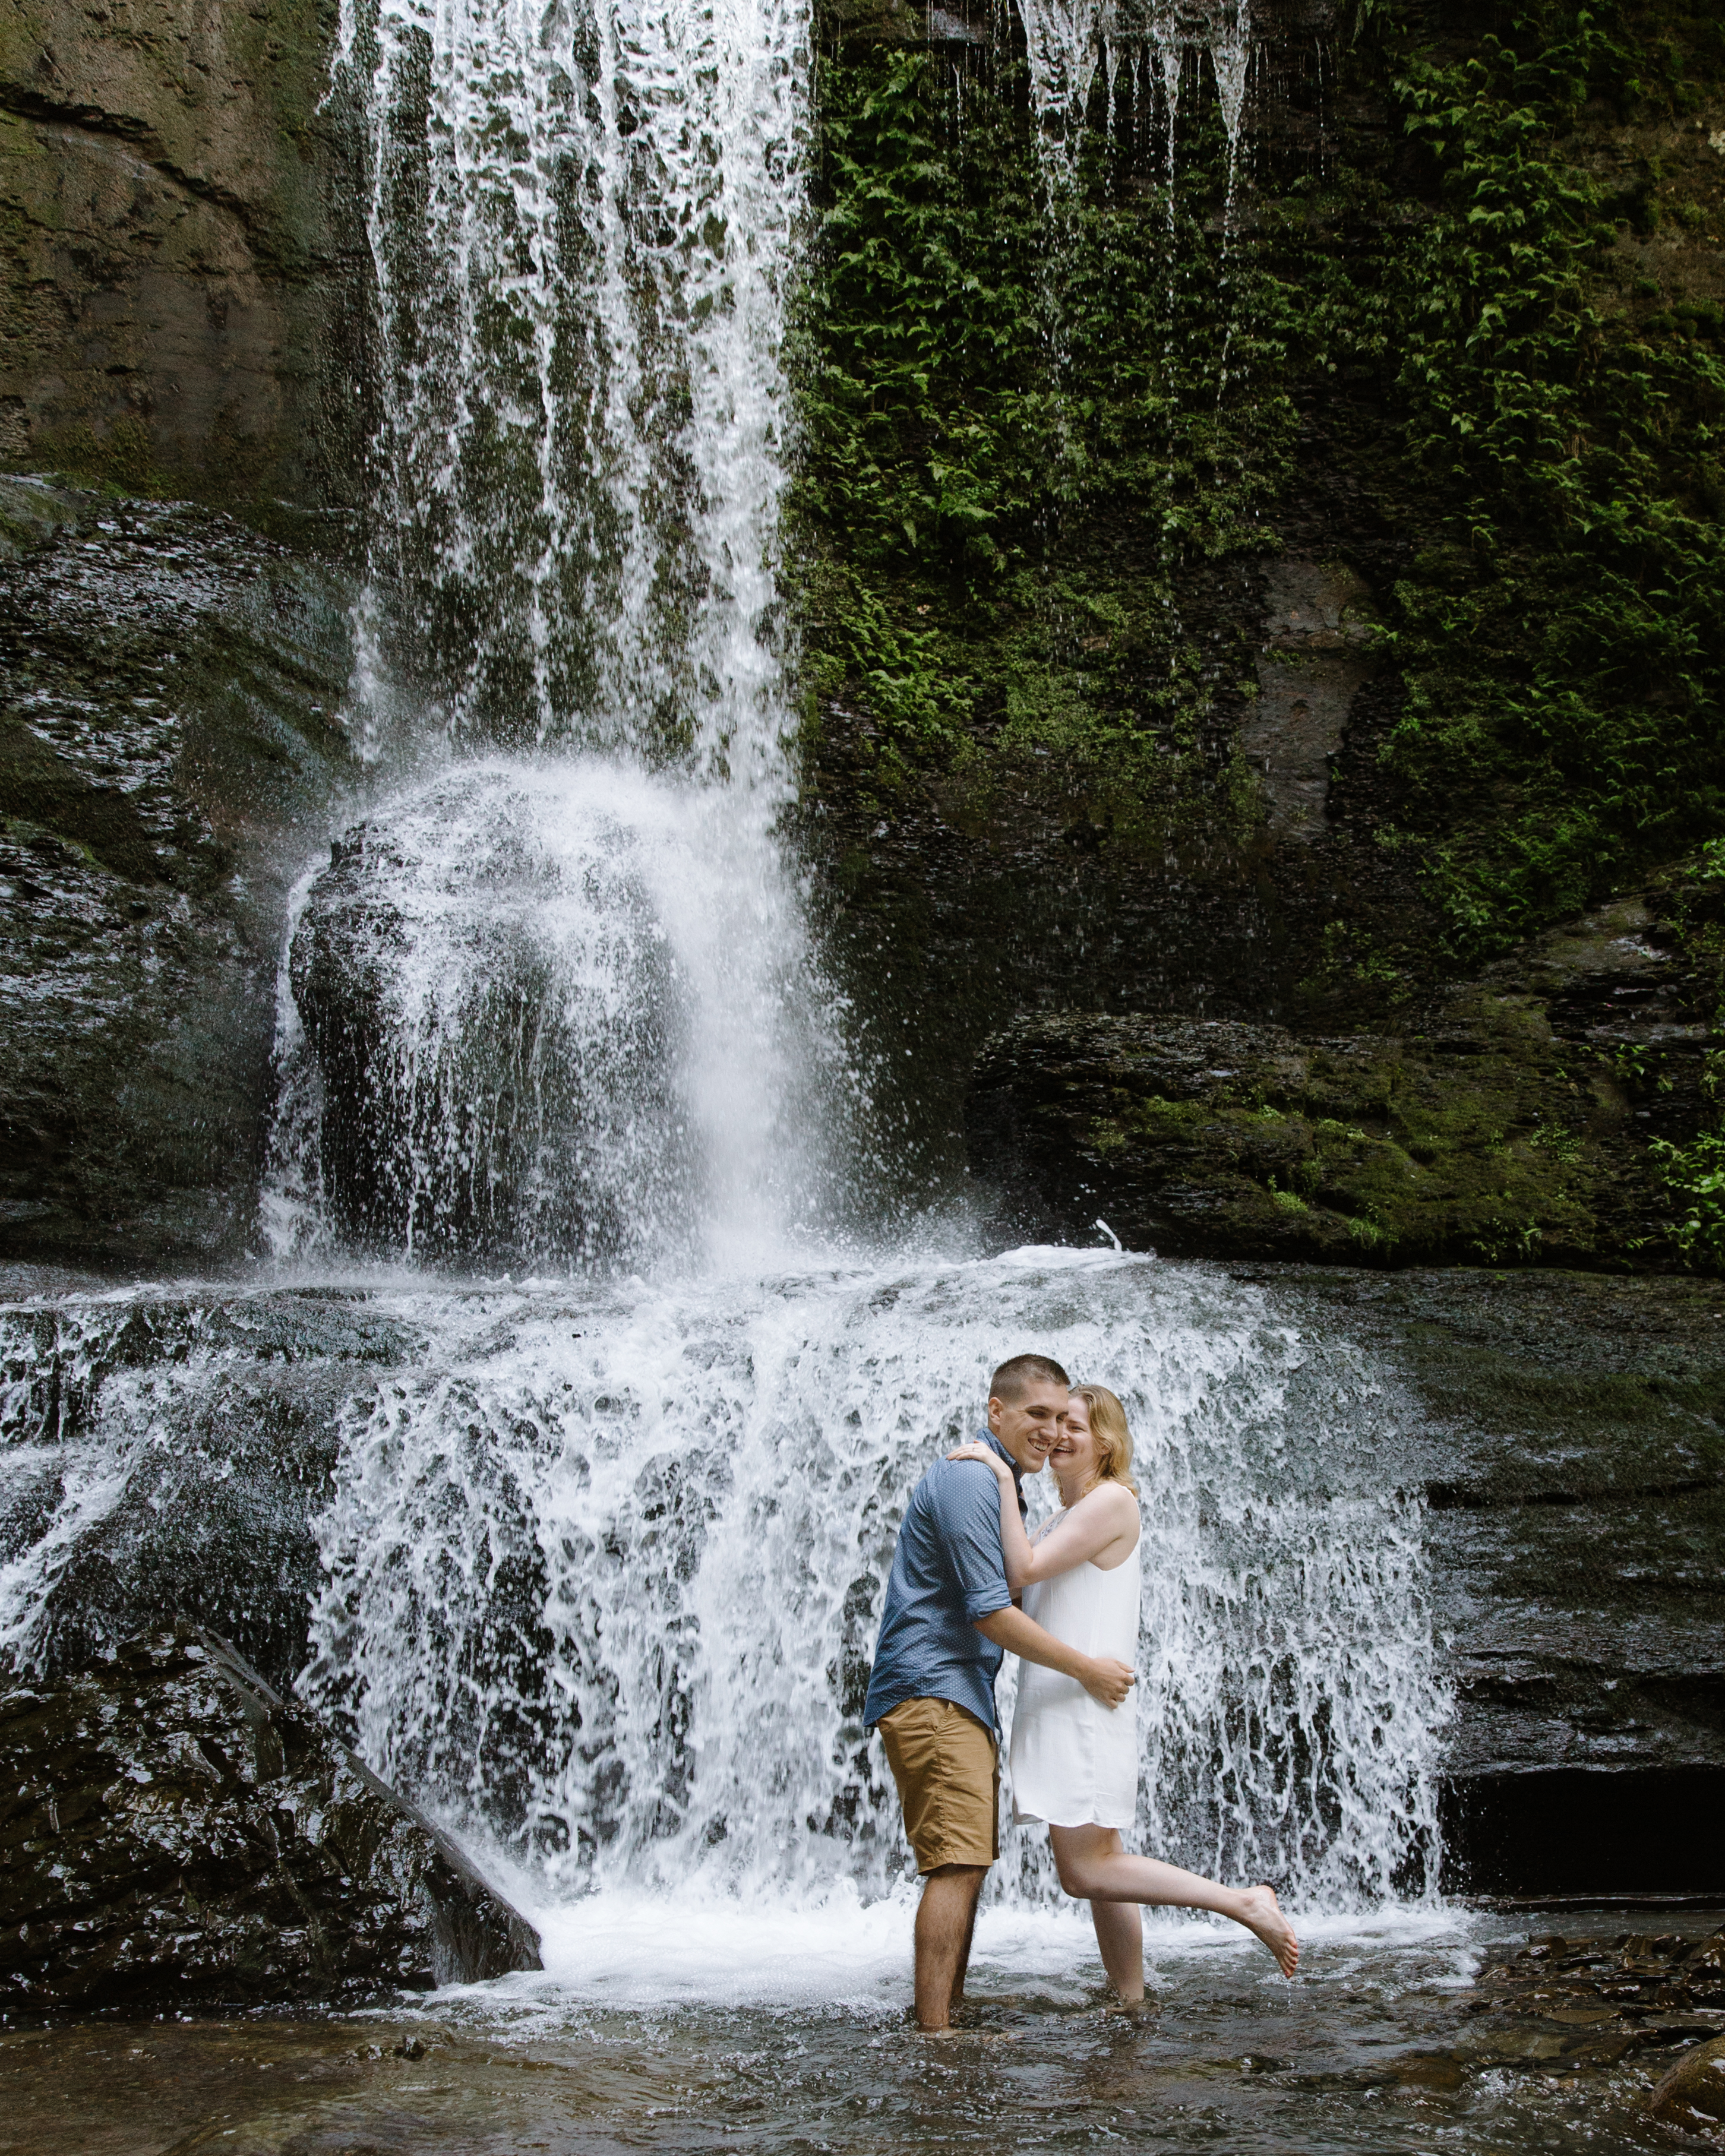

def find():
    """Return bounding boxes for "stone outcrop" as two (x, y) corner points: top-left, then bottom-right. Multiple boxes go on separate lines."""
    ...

(0, 479), (355, 1270)
(0, 0), (358, 502)
(966, 885), (1720, 1269)
(0, 1624), (542, 2015)
(1650, 2032), (1725, 2138)
(1252, 1263), (1725, 1891)
(1242, 558), (1379, 843)
(286, 774), (688, 1264)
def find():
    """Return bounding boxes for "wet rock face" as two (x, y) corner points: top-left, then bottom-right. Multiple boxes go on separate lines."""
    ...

(1650, 2032), (1725, 2136)
(0, 1626), (542, 2016)
(0, 1288), (426, 1687)
(966, 887), (1718, 1268)
(285, 775), (690, 1266)
(1255, 1265), (1725, 1841)
(0, 483), (355, 1269)
(1243, 560), (1379, 843)
(0, 0), (358, 501)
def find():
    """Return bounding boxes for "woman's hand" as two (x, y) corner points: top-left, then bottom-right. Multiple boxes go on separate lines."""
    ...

(946, 1440), (1012, 1481)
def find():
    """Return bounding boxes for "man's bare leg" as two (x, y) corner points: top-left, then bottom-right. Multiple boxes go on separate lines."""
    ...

(1050, 1826), (1300, 1978)
(914, 1864), (987, 2030)
(1089, 1895), (1145, 2002)
(949, 1870), (982, 2015)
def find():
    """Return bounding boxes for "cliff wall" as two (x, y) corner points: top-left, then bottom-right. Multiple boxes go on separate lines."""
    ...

(795, 0), (1725, 1256)
(0, 0), (358, 504)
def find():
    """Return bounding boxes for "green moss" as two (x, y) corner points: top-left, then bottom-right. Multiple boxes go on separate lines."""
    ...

(790, 42), (1286, 841)
(34, 422), (170, 502)
(795, 1), (1725, 960)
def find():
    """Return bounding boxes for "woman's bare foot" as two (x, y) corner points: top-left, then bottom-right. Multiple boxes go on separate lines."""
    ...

(1234, 1885), (1300, 1977)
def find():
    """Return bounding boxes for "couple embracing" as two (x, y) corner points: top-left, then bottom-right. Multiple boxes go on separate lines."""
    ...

(864, 1352), (1300, 2030)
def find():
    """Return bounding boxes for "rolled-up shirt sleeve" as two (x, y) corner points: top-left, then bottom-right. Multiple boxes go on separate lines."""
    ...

(931, 1463), (1014, 1624)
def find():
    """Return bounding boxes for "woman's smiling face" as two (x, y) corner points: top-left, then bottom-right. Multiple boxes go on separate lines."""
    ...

(1053, 1391), (1101, 1494)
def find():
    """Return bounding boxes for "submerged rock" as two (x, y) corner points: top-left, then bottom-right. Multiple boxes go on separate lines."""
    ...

(1649, 2034), (1725, 2136)
(286, 769), (691, 1267)
(0, 1624), (542, 2016)
(967, 888), (1719, 1269)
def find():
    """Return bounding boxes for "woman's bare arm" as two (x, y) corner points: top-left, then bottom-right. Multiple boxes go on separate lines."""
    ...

(945, 1446), (1139, 1589)
(1017, 1484), (1138, 1583)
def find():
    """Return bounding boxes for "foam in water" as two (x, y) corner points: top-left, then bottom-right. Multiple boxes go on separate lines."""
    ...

(296, 1255), (1449, 1918)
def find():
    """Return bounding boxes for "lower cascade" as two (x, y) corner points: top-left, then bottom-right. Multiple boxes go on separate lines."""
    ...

(299, 1255), (1446, 1912)
(0, 1254), (1448, 1933)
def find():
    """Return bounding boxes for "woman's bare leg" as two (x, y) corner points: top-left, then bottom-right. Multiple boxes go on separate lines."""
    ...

(1088, 1884), (1145, 2001)
(1050, 1824), (1300, 1977)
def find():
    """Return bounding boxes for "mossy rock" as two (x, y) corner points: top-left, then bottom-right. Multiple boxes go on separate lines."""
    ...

(966, 890), (1718, 1267)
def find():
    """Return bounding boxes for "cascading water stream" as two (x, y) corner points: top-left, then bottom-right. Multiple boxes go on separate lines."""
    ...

(295, 1256), (1448, 1920)
(268, 0), (835, 1273)
(0, 0), (1454, 1985)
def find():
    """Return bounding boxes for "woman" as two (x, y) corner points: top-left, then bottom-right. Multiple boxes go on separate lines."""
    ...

(948, 1386), (1299, 1999)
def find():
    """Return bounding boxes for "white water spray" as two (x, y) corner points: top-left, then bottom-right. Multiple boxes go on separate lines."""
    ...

(336, 0), (808, 771)
(1018, 0), (1252, 187)
(285, 1254), (1447, 1915)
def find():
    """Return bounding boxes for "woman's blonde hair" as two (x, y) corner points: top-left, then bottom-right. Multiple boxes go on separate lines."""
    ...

(1069, 1384), (1138, 1496)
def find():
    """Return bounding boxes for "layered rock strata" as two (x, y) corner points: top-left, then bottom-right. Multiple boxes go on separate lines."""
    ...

(1457, 1929), (1725, 2075)
(966, 888), (1720, 1268)
(0, 0), (355, 501)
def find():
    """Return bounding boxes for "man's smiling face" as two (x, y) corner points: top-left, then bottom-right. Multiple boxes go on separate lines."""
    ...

(986, 1379), (1069, 1474)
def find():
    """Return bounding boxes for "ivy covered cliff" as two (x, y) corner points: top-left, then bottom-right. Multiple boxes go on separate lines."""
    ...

(791, 0), (1725, 1260)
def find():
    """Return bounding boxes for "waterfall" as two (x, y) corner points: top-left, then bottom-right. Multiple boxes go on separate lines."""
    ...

(337, 0), (809, 770)
(268, 0), (829, 1270)
(32, 0), (1465, 1974)
(328, 1253), (1436, 1923)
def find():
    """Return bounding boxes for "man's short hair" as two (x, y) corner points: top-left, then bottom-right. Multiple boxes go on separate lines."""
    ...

(989, 1352), (1070, 1402)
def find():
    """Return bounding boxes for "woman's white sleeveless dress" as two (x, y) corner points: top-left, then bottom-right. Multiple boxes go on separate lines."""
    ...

(1009, 1539), (1141, 1829)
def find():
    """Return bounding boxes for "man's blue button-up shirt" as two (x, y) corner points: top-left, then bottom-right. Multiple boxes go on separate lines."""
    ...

(863, 1429), (1027, 1737)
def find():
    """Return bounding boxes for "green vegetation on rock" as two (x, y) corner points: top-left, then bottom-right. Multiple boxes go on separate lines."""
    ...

(794, 0), (1725, 955)
(789, 40), (1281, 839)
(1378, 1), (1725, 951)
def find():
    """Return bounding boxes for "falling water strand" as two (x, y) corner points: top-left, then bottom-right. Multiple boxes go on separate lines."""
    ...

(266, 0), (837, 1273)
(1018, 0), (1104, 180)
(1210, 1), (1251, 399)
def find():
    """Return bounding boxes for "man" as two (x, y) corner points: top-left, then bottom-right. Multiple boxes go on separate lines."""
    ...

(864, 1351), (1136, 2031)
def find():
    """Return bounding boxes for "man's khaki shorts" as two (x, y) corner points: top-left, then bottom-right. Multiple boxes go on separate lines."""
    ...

(877, 1696), (1000, 1874)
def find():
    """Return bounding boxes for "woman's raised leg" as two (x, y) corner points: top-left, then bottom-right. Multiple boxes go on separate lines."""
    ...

(1050, 1825), (1300, 1978)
